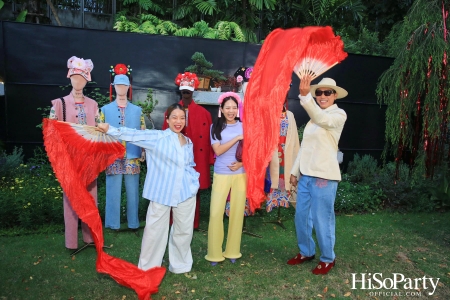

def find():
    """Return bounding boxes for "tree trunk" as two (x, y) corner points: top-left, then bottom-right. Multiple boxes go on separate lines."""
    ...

(46, 0), (62, 26)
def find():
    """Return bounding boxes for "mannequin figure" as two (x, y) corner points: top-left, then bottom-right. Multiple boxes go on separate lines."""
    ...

(49, 56), (98, 251)
(100, 65), (145, 233)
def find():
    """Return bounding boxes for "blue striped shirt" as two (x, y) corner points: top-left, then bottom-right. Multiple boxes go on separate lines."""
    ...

(107, 126), (200, 207)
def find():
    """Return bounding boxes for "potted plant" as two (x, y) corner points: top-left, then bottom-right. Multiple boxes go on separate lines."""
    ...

(218, 75), (239, 92)
(185, 52), (226, 91)
(136, 88), (159, 129)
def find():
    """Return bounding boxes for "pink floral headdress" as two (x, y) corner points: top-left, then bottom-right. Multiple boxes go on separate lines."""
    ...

(67, 56), (94, 81)
(218, 92), (242, 118)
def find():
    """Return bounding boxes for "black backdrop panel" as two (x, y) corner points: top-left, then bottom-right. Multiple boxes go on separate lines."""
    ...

(1, 21), (394, 165)
(0, 22), (5, 146)
(5, 22), (250, 90)
(337, 102), (387, 150)
(0, 22), (4, 82)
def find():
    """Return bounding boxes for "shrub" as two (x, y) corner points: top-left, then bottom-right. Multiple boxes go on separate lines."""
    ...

(0, 147), (151, 230)
(0, 147), (24, 177)
(0, 148), (63, 229)
(373, 162), (436, 212)
(427, 165), (450, 210)
(346, 153), (379, 183)
(335, 174), (384, 213)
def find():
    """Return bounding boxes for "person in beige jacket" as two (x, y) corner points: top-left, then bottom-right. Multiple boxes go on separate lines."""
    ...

(287, 77), (347, 275)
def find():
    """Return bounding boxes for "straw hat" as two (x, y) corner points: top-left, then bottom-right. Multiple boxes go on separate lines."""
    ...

(310, 78), (348, 99)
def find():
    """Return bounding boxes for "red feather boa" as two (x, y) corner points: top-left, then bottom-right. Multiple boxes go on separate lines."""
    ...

(43, 119), (166, 300)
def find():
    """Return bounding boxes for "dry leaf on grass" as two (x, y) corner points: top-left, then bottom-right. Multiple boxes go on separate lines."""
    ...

(184, 273), (197, 280)
(175, 291), (180, 294)
(344, 291), (351, 297)
(396, 252), (412, 264)
(323, 286), (328, 293)
(330, 294), (336, 298)
(317, 294), (323, 298)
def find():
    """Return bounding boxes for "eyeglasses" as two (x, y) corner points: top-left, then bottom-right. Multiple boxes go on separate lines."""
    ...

(181, 91), (192, 95)
(315, 90), (335, 96)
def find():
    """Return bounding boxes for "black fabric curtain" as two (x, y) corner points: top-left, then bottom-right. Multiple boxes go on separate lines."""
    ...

(0, 21), (394, 167)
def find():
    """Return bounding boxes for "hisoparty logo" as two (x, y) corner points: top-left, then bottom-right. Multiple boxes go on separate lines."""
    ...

(351, 273), (440, 297)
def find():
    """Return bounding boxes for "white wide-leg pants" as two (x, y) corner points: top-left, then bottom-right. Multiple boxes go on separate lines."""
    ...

(138, 195), (196, 273)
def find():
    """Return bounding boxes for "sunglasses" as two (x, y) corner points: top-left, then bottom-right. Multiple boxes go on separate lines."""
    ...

(182, 91), (192, 95)
(315, 90), (336, 96)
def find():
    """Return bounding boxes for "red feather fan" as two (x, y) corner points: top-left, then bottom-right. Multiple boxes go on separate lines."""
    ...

(243, 26), (347, 212)
(43, 119), (166, 300)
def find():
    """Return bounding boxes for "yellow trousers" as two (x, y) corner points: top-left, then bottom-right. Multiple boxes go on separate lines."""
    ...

(205, 173), (247, 262)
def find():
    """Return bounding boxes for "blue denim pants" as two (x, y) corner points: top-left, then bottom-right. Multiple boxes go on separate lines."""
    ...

(105, 173), (140, 230)
(294, 175), (338, 263)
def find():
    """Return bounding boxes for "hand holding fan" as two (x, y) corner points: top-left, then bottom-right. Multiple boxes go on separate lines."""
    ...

(294, 35), (347, 80)
(62, 121), (118, 142)
(243, 26), (349, 213)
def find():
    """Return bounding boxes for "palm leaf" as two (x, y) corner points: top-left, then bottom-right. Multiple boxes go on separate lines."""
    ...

(174, 28), (191, 37)
(162, 21), (179, 34)
(215, 21), (231, 40)
(249, 0), (276, 10)
(172, 4), (194, 20)
(193, 20), (210, 36)
(140, 0), (165, 14)
(229, 22), (246, 42)
(139, 21), (158, 34)
(203, 29), (219, 39)
(242, 28), (258, 43)
(140, 13), (161, 25)
(16, 10), (27, 22)
(193, 0), (217, 16)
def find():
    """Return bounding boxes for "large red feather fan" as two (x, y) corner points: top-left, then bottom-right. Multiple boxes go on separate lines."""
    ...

(243, 26), (347, 212)
(43, 119), (166, 300)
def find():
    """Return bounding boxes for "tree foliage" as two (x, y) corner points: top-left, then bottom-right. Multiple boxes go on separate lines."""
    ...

(114, 14), (247, 42)
(185, 52), (226, 80)
(377, 0), (450, 178)
(112, 0), (416, 54)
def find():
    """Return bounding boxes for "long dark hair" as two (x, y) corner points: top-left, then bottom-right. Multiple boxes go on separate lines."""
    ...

(211, 97), (240, 140)
(165, 103), (185, 119)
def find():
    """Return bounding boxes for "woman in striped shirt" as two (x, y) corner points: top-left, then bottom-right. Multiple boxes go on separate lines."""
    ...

(97, 103), (200, 274)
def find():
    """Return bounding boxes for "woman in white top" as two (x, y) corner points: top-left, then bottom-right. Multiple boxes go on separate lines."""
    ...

(205, 92), (246, 265)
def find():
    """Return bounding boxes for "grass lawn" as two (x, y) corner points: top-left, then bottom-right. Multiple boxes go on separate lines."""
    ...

(1, 209), (449, 300)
